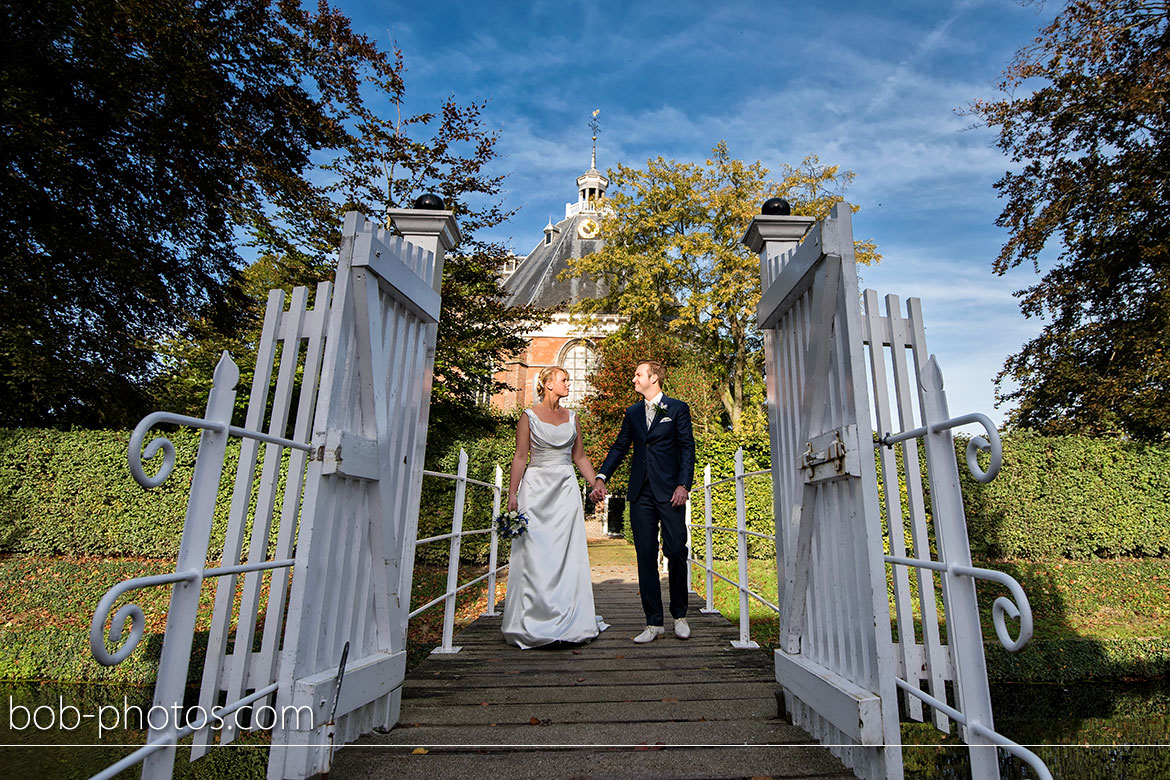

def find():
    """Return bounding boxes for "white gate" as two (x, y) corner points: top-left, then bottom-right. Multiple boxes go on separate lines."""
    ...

(747, 203), (902, 780)
(745, 203), (1051, 780)
(88, 205), (458, 780)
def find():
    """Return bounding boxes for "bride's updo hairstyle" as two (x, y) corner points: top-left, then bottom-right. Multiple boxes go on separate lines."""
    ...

(535, 365), (569, 401)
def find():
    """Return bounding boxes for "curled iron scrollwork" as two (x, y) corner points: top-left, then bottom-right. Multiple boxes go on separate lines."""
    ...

(953, 563), (1034, 652)
(128, 411), (227, 488)
(89, 571), (200, 666)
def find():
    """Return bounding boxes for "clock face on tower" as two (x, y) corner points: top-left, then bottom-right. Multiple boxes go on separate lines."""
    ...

(578, 218), (600, 239)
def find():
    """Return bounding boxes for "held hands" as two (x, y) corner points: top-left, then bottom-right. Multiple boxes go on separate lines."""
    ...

(507, 494), (518, 512)
(589, 478), (607, 503)
(670, 485), (689, 507)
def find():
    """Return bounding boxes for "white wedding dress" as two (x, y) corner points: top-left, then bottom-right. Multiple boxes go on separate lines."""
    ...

(501, 408), (607, 649)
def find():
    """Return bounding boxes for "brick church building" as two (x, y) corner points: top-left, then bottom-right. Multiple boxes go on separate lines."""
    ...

(492, 145), (622, 410)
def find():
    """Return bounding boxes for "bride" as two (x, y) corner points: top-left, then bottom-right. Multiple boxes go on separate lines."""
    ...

(501, 365), (607, 648)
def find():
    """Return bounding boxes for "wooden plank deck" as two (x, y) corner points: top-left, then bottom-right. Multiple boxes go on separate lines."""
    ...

(330, 557), (855, 779)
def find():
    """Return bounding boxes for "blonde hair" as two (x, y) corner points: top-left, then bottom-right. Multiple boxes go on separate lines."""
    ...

(535, 365), (568, 401)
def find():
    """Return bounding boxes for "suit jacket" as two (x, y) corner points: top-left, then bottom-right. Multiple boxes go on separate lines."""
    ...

(599, 395), (695, 503)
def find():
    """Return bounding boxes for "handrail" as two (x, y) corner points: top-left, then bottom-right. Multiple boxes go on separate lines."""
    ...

(88, 682), (280, 780)
(894, 679), (1053, 780)
(421, 469), (501, 491)
(412, 452), (505, 653)
(687, 521), (775, 541)
(129, 410), (311, 488)
(415, 527), (492, 545)
(691, 448), (773, 648)
(689, 561), (780, 614)
(408, 563), (509, 619)
(702, 468), (771, 490)
(884, 554), (1034, 651)
(878, 412), (1002, 483)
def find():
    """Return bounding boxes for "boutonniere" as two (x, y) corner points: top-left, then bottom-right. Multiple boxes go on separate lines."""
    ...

(652, 401), (669, 416)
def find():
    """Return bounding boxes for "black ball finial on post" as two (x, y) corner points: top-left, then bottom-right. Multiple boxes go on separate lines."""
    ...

(413, 193), (445, 210)
(762, 198), (791, 216)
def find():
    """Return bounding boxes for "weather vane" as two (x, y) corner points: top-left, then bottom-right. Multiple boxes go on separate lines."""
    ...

(589, 109), (600, 169)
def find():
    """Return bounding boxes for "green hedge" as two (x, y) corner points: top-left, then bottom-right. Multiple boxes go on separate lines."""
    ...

(960, 431), (1170, 559)
(4, 427), (1168, 563)
(415, 428), (517, 566)
(0, 428), (269, 559)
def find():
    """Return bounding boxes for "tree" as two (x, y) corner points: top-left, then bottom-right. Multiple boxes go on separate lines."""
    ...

(565, 142), (877, 433)
(579, 330), (720, 486)
(153, 87), (549, 433)
(969, 0), (1170, 440)
(0, 0), (406, 427)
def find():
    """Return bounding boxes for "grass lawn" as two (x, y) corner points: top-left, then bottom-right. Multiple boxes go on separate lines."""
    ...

(695, 555), (1170, 682)
(0, 553), (505, 682)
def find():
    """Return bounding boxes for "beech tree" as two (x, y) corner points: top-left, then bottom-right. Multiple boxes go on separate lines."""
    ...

(2, 0), (542, 429)
(970, 0), (1170, 440)
(565, 142), (877, 433)
(0, 0), (397, 426)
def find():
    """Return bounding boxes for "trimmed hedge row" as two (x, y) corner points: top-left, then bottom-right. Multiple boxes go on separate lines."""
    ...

(0, 428), (283, 559)
(961, 431), (1170, 559)
(4, 427), (1169, 562)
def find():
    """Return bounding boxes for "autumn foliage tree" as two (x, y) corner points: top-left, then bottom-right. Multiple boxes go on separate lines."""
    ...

(579, 331), (720, 486)
(566, 142), (877, 433)
(970, 0), (1170, 440)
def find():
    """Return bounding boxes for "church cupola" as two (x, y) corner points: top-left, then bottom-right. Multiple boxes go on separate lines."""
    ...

(566, 110), (609, 219)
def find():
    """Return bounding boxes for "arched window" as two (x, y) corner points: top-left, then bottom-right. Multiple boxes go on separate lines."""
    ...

(558, 339), (599, 407)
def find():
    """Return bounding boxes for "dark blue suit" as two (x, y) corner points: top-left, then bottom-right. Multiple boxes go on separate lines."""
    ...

(599, 395), (696, 626)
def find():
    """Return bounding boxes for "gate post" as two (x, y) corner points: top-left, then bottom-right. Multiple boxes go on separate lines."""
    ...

(742, 204), (813, 607)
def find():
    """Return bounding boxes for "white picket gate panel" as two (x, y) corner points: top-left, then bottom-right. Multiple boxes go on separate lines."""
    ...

(89, 281), (330, 780)
(268, 208), (458, 779)
(863, 292), (1050, 779)
(748, 203), (903, 780)
(88, 206), (457, 780)
(746, 203), (1051, 780)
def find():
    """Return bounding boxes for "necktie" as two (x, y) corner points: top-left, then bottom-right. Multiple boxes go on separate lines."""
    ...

(645, 400), (654, 429)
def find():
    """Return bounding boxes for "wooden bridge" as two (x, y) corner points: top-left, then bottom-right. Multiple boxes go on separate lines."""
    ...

(89, 205), (1051, 780)
(331, 544), (853, 779)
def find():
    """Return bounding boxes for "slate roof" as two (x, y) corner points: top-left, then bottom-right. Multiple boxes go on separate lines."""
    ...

(504, 212), (608, 310)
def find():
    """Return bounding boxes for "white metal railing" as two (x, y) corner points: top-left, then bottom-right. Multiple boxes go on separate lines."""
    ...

(413, 449), (506, 654)
(685, 446), (777, 650)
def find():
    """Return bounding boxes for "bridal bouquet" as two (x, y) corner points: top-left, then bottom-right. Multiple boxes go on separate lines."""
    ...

(494, 509), (529, 539)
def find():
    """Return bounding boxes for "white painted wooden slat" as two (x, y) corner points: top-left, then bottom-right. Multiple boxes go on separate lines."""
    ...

(142, 355), (239, 778)
(916, 354), (999, 776)
(862, 289), (923, 721)
(891, 296), (950, 732)
(191, 289), (286, 757)
(223, 286), (311, 745)
(253, 281), (330, 698)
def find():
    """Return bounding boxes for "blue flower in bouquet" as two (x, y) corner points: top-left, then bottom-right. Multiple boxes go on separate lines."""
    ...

(494, 509), (529, 539)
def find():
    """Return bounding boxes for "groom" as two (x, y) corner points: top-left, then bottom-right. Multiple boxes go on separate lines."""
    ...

(592, 360), (695, 643)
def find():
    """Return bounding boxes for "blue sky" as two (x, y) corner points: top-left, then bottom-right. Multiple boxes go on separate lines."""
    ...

(346, 0), (1062, 425)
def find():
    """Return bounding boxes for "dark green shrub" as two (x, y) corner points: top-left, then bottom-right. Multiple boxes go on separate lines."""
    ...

(960, 431), (1170, 559)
